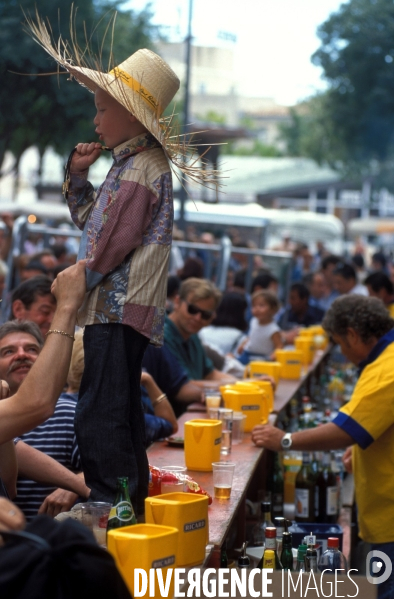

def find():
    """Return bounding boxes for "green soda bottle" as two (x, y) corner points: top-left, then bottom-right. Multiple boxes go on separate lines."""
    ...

(107, 476), (137, 532)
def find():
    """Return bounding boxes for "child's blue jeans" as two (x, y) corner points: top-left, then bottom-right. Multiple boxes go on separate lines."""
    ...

(75, 323), (149, 515)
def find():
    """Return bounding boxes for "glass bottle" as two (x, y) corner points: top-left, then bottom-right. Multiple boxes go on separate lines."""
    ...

(295, 452), (315, 522)
(317, 452), (338, 523)
(333, 450), (344, 514)
(304, 544), (318, 573)
(318, 537), (348, 573)
(311, 452), (321, 520)
(250, 501), (273, 547)
(299, 396), (315, 429)
(238, 542), (250, 569)
(257, 527), (282, 569)
(295, 544), (308, 572)
(220, 540), (228, 568)
(107, 476), (137, 532)
(263, 550), (276, 569)
(274, 517), (286, 557)
(269, 453), (284, 519)
(280, 531), (294, 571)
(288, 397), (299, 432)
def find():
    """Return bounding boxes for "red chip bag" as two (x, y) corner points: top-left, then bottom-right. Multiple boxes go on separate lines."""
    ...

(184, 476), (212, 505)
(148, 464), (212, 504)
(148, 464), (162, 496)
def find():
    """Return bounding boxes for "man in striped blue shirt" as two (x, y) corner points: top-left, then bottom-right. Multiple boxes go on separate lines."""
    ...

(0, 321), (88, 520)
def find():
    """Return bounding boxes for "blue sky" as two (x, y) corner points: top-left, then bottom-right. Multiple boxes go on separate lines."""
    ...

(125, 0), (345, 105)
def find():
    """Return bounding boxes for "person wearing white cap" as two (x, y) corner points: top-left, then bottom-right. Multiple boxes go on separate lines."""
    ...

(25, 12), (216, 513)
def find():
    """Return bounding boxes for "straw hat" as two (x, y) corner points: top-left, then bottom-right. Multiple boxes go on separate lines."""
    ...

(25, 10), (220, 188)
(62, 49), (180, 147)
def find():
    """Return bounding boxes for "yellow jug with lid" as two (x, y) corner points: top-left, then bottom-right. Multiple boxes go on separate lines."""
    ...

(249, 379), (275, 413)
(107, 523), (178, 599)
(184, 419), (222, 471)
(295, 337), (314, 366)
(244, 361), (282, 384)
(145, 492), (209, 567)
(298, 327), (315, 337)
(275, 349), (303, 379)
(229, 380), (274, 413)
(221, 387), (269, 432)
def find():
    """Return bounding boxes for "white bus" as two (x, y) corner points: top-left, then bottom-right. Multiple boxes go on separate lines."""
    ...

(174, 200), (345, 254)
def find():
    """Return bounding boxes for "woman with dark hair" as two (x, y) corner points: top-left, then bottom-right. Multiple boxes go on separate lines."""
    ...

(198, 291), (248, 355)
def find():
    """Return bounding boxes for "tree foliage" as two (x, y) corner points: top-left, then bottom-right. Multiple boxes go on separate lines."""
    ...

(281, 0), (394, 187)
(0, 0), (157, 182)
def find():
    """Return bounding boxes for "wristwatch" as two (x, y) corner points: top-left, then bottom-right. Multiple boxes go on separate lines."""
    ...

(281, 432), (293, 450)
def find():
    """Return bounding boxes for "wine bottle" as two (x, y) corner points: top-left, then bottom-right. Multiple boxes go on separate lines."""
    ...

(269, 453), (284, 519)
(295, 452), (315, 522)
(316, 452), (338, 523)
(250, 501), (273, 547)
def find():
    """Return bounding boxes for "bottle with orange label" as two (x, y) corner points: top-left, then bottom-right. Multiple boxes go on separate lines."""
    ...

(257, 527), (282, 569)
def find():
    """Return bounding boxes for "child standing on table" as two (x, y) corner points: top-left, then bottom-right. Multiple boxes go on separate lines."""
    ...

(27, 16), (213, 514)
(238, 290), (283, 364)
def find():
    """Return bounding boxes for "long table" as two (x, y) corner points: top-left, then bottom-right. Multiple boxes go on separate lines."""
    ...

(147, 348), (331, 566)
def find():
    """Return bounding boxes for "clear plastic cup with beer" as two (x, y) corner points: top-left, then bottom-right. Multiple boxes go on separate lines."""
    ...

(203, 388), (222, 409)
(212, 462), (235, 499)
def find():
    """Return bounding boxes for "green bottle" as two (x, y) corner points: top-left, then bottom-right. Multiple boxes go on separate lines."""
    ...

(280, 532), (293, 571)
(220, 540), (228, 568)
(107, 476), (137, 532)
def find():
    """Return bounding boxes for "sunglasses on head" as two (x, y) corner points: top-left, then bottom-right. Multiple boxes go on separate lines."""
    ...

(186, 302), (214, 320)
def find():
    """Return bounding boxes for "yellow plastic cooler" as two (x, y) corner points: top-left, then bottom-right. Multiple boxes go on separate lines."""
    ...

(145, 492), (209, 567)
(221, 385), (269, 432)
(107, 523), (179, 599)
(184, 419), (222, 471)
(275, 349), (303, 379)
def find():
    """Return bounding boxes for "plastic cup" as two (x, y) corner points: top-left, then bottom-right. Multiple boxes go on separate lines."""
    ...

(218, 407), (233, 427)
(80, 502), (112, 547)
(232, 412), (246, 445)
(204, 389), (222, 408)
(218, 408), (233, 455)
(208, 407), (220, 419)
(212, 462), (235, 499)
(161, 466), (187, 494)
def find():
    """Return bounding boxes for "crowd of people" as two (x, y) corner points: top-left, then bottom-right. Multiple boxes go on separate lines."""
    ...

(0, 215), (393, 517)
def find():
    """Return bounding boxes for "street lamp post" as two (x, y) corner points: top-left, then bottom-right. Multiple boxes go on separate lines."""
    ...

(177, 0), (193, 232)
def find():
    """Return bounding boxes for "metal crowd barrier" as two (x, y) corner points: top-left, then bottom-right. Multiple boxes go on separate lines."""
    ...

(4, 216), (293, 299)
(5, 215), (82, 294)
(171, 238), (293, 296)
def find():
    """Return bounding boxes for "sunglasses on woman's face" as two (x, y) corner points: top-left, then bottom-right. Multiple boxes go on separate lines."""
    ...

(186, 302), (214, 321)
